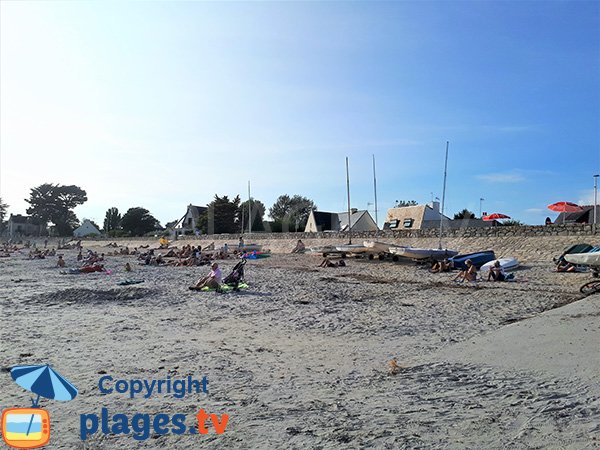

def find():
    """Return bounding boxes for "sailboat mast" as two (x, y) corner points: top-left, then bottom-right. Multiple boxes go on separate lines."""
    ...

(372, 154), (378, 227)
(438, 141), (449, 250)
(346, 157), (352, 244)
(248, 180), (252, 236)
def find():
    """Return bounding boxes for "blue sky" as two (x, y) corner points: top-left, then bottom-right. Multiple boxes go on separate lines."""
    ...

(1, 1), (598, 226)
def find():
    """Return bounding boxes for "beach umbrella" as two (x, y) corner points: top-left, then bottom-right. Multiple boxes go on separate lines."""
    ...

(547, 202), (583, 224)
(11, 365), (78, 435)
(11, 365), (78, 404)
(482, 213), (511, 221)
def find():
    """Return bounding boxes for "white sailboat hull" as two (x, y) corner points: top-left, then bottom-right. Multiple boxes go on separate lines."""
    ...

(565, 252), (600, 266)
(389, 247), (458, 260)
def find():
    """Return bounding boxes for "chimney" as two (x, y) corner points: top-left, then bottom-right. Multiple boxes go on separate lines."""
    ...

(351, 208), (358, 214)
(428, 201), (440, 213)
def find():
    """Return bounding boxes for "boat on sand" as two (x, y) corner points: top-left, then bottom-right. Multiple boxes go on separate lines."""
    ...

(389, 247), (458, 260)
(450, 251), (496, 270)
(480, 257), (520, 272)
(363, 240), (408, 254)
(565, 250), (600, 266)
(335, 244), (369, 254)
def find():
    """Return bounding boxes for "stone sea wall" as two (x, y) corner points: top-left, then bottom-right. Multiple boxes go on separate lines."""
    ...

(113, 224), (598, 262)
(74, 224), (599, 262)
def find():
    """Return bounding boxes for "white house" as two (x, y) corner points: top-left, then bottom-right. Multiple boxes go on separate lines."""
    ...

(6, 214), (45, 238)
(304, 209), (379, 232)
(73, 219), (101, 237)
(172, 204), (208, 235)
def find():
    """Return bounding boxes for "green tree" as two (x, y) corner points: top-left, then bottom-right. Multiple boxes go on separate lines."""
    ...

(395, 200), (418, 207)
(103, 207), (122, 232)
(25, 183), (87, 235)
(239, 198), (266, 232)
(453, 209), (475, 220)
(269, 194), (316, 232)
(501, 219), (524, 226)
(0, 197), (8, 232)
(197, 195), (241, 234)
(121, 207), (160, 236)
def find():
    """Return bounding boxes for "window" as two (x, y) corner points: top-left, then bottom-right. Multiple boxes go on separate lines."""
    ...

(403, 218), (414, 228)
(389, 219), (399, 229)
(187, 218), (192, 226)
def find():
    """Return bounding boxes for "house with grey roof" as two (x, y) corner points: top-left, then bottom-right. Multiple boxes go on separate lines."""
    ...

(304, 209), (378, 232)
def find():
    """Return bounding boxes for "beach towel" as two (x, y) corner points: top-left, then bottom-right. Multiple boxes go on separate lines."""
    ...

(117, 279), (144, 286)
(197, 282), (249, 293)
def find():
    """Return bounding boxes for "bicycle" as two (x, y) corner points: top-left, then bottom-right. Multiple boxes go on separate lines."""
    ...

(579, 279), (600, 295)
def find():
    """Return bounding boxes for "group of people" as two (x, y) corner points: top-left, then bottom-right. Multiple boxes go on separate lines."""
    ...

(451, 259), (508, 282)
(27, 248), (56, 259)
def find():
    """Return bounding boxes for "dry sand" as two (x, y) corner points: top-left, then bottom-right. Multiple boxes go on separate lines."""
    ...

(1, 243), (599, 449)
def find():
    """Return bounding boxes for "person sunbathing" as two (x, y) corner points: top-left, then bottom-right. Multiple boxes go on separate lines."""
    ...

(319, 258), (346, 268)
(454, 259), (477, 282)
(79, 263), (105, 273)
(189, 263), (222, 290)
(56, 255), (66, 268)
(430, 259), (450, 273)
(557, 260), (576, 272)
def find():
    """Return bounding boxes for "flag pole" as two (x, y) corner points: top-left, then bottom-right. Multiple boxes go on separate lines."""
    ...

(346, 157), (352, 244)
(438, 141), (449, 250)
(248, 180), (252, 236)
(372, 154), (378, 227)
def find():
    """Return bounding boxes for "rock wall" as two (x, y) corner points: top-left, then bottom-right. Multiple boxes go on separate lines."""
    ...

(165, 225), (599, 262)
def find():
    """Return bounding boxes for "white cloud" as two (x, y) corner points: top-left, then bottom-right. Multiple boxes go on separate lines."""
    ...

(578, 189), (596, 206)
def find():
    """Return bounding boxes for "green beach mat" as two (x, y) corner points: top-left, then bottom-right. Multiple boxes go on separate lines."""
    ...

(200, 282), (249, 292)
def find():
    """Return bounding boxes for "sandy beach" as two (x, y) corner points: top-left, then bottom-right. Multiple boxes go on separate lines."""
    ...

(1, 241), (599, 449)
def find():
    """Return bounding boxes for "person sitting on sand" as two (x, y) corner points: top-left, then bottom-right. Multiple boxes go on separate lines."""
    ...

(238, 237), (244, 249)
(291, 239), (306, 254)
(430, 258), (450, 273)
(125, 262), (132, 272)
(56, 255), (66, 268)
(487, 260), (506, 281)
(190, 262), (222, 290)
(454, 259), (477, 282)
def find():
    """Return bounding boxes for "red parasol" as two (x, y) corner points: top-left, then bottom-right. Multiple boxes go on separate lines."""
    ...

(547, 201), (583, 213)
(482, 213), (511, 221)
(547, 202), (583, 224)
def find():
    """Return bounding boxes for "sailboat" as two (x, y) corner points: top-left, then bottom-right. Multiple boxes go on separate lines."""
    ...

(389, 142), (458, 261)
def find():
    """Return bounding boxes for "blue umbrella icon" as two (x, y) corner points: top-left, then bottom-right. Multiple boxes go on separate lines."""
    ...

(10, 364), (78, 435)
